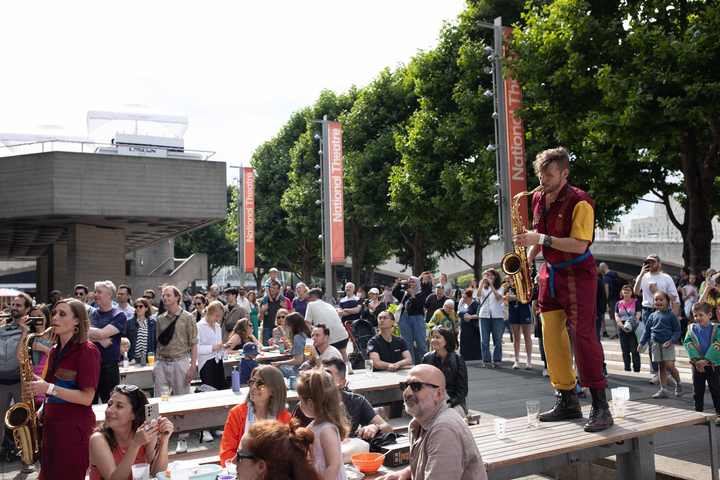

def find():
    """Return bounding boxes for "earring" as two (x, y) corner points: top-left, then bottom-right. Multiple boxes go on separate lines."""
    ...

(73, 326), (79, 334)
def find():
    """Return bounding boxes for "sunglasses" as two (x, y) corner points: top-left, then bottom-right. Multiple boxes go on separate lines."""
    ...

(276, 315), (286, 320)
(193, 302), (204, 306)
(134, 305), (145, 309)
(399, 381), (440, 393)
(235, 451), (257, 464)
(74, 292), (85, 297)
(247, 379), (266, 390)
(143, 296), (154, 300)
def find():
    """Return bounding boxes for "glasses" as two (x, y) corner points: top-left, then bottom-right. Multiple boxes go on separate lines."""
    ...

(74, 292), (85, 297)
(235, 451), (257, 464)
(247, 379), (266, 390)
(143, 296), (154, 300)
(276, 315), (286, 320)
(193, 302), (204, 306)
(399, 381), (441, 392)
(134, 305), (144, 309)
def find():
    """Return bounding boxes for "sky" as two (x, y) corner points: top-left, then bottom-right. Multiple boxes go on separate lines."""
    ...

(1, 0), (648, 227)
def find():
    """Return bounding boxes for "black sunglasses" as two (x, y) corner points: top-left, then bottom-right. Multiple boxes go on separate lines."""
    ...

(143, 296), (154, 299)
(399, 381), (441, 393)
(235, 451), (257, 464)
(74, 292), (85, 297)
(247, 379), (266, 390)
(134, 304), (145, 309)
(193, 302), (204, 306)
(276, 315), (286, 320)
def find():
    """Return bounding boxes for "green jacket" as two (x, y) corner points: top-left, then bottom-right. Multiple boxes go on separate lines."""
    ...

(684, 323), (720, 366)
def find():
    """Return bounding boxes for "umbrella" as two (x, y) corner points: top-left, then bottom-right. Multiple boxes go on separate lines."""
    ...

(0, 288), (22, 297)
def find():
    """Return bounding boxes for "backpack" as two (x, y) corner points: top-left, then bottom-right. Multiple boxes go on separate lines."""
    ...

(609, 271), (629, 300)
(0, 324), (22, 380)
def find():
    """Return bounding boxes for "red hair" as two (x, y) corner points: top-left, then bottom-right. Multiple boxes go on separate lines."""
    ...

(245, 419), (321, 480)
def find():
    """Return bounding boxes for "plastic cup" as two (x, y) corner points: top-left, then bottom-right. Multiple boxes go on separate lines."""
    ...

(147, 354), (155, 366)
(225, 459), (237, 475)
(304, 338), (314, 356)
(493, 418), (506, 439)
(365, 359), (374, 377)
(526, 400), (540, 427)
(161, 385), (170, 401)
(611, 388), (626, 418)
(171, 470), (189, 480)
(131, 463), (150, 480)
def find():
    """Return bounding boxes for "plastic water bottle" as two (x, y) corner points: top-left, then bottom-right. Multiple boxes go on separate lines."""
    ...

(231, 366), (240, 392)
(123, 352), (129, 369)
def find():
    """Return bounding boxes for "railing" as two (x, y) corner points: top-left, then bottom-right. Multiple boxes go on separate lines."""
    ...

(0, 139), (216, 160)
(147, 257), (177, 276)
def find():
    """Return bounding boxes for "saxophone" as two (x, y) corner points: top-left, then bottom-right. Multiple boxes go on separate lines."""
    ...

(501, 185), (544, 304)
(5, 326), (53, 465)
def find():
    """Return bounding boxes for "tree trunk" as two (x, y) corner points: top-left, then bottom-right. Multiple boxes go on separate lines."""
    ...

(472, 232), (484, 280)
(207, 265), (215, 290)
(301, 238), (313, 286)
(412, 230), (426, 276)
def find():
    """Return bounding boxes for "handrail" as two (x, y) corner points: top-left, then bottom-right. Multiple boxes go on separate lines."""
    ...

(147, 257), (176, 276)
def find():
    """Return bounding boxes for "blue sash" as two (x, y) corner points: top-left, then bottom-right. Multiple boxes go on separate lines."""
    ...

(545, 250), (592, 298)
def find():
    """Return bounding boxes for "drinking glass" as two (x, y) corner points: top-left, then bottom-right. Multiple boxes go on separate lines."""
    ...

(225, 459), (237, 475)
(147, 354), (155, 366)
(161, 386), (170, 401)
(365, 359), (374, 377)
(526, 400), (540, 427)
(304, 338), (314, 356)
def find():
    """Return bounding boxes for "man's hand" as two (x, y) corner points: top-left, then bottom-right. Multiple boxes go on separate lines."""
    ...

(387, 363), (397, 372)
(98, 338), (112, 348)
(648, 283), (659, 294)
(514, 229), (541, 248)
(184, 365), (195, 387)
(356, 423), (381, 440)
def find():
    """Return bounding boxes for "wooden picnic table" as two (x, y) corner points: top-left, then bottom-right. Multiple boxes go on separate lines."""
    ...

(373, 401), (718, 480)
(94, 370), (408, 432)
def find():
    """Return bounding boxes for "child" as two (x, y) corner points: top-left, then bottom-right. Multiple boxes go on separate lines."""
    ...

(684, 302), (720, 424)
(638, 291), (683, 398)
(119, 337), (135, 365)
(239, 342), (260, 387)
(296, 370), (349, 480)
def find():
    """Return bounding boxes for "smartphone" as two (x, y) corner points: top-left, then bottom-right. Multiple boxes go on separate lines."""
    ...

(26, 317), (44, 327)
(145, 402), (159, 424)
(643, 260), (650, 266)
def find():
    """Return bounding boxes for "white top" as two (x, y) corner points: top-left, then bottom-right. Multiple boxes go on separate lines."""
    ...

(318, 344), (343, 362)
(638, 272), (677, 308)
(442, 282), (453, 297)
(119, 304), (135, 319)
(478, 285), (505, 319)
(683, 285), (698, 317)
(196, 319), (224, 372)
(304, 300), (349, 344)
(237, 297), (253, 312)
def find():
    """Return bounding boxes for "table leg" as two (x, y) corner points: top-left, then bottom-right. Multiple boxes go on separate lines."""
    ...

(616, 435), (655, 480)
(708, 416), (719, 480)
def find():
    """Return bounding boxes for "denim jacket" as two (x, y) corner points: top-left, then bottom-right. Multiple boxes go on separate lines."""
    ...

(125, 315), (157, 360)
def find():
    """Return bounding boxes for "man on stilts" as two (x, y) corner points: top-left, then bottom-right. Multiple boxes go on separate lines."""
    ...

(514, 147), (612, 432)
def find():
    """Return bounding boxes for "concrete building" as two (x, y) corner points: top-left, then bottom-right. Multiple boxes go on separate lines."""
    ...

(0, 149), (226, 301)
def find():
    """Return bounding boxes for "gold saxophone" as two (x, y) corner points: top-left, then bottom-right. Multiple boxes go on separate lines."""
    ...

(5, 326), (54, 465)
(501, 185), (544, 304)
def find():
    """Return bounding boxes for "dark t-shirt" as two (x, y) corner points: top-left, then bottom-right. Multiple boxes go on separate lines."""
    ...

(367, 334), (408, 370)
(90, 306), (127, 363)
(339, 296), (363, 323)
(425, 294), (450, 323)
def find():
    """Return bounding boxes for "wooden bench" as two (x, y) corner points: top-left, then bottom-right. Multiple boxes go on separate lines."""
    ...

(373, 401), (718, 480)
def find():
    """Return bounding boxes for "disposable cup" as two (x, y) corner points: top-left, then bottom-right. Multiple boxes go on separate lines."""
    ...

(611, 388), (626, 418)
(493, 418), (506, 439)
(131, 463), (150, 480)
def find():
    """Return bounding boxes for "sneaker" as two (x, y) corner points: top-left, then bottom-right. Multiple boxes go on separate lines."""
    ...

(175, 440), (188, 454)
(542, 368), (549, 377)
(202, 430), (213, 443)
(649, 374), (659, 385)
(21, 463), (35, 474)
(675, 383), (684, 397)
(667, 377), (677, 386)
(524, 363), (533, 370)
(512, 362), (520, 369)
(602, 332), (609, 338)
(214, 430), (224, 436)
(494, 364), (502, 369)
(484, 364), (493, 369)
(652, 389), (669, 399)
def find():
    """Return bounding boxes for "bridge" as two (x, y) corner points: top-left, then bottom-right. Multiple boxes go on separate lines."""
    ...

(372, 240), (720, 281)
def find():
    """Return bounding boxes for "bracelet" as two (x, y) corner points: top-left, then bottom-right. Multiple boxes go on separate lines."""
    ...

(538, 234), (546, 245)
(46, 383), (55, 395)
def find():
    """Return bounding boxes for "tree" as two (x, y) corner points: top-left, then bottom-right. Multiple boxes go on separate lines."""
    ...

(175, 185), (235, 287)
(510, 0), (720, 273)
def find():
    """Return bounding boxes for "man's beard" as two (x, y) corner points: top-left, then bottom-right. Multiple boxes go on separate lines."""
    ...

(404, 393), (435, 418)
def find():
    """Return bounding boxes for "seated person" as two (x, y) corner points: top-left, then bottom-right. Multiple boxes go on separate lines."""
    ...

(271, 312), (311, 378)
(422, 327), (469, 417)
(367, 311), (412, 372)
(302, 324), (343, 370)
(292, 358), (393, 440)
(225, 317), (263, 351)
(240, 342), (261, 386)
(89, 385), (174, 480)
(119, 337), (134, 365)
(427, 299), (459, 337)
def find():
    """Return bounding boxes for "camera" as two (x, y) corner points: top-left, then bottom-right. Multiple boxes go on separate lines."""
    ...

(401, 284), (409, 290)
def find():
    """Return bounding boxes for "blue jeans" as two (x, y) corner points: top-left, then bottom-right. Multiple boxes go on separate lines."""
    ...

(399, 312), (427, 364)
(480, 317), (504, 365)
(262, 327), (273, 347)
(641, 309), (658, 373)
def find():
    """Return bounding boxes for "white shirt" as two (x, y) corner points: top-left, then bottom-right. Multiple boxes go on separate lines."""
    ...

(304, 300), (349, 344)
(639, 272), (677, 308)
(119, 304), (135, 320)
(318, 344), (343, 362)
(238, 297), (253, 312)
(478, 286), (505, 318)
(196, 319), (224, 372)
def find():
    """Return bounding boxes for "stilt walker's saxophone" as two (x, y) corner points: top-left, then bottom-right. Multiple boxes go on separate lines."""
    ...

(501, 186), (544, 304)
(5, 326), (54, 465)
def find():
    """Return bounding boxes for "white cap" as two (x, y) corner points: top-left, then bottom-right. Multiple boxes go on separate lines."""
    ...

(369, 288), (380, 295)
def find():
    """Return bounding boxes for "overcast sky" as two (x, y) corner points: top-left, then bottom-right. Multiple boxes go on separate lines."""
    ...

(1, 0), (652, 225)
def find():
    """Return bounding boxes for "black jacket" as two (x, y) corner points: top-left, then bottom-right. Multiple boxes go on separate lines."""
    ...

(421, 350), (468, 412)
(392, 285), (428, 316)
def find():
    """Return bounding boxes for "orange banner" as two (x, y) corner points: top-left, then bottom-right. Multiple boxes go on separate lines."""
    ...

(243, 167), (255, 272)
(503, 27), (529, 227)
(327, 122), (345, 264)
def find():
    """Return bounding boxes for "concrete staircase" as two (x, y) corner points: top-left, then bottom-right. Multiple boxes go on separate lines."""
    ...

(499, 316), (694, 383)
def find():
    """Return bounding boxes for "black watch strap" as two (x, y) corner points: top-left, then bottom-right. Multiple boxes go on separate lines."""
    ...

(543, 235), (552, 248)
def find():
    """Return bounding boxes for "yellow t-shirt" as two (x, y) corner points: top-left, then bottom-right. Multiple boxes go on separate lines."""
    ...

(570, 200), (594, 242)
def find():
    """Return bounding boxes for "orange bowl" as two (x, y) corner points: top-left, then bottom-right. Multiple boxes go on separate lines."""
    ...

(351, 452), (385, 474)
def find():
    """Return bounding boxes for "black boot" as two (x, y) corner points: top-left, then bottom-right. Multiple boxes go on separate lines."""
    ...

(584, 387), (614, 432)
(539, 388), (583, 422)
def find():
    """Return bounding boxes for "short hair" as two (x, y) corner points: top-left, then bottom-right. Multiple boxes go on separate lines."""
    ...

(74, 284), (89, 295)
(378, 310), (394, 322)
(94, 280), (117, 296)
(16, 292), (33, 310)
(322, 357), (346, 379)
(307, 288), (323, 300)
(314, 323), (330, 338)
(533, 147), (570, 176)
(50, 290), (62, 297)
(269, 268), (279, 274)
(120, 337), (131, 348)
(143, 289), (156, 299)
(163, 286), (182, 306)
(432, 326), (457, 351)
(244, 365), (287, 415)
(118, 284), (132, 296)
(681, 266), (693, 276)
(270, 280), (281, 289)
(224, 287), (238, 296)
(49, 299), (90, 344)
(692, 302), (712, 315)
(464, 288), (474, 299)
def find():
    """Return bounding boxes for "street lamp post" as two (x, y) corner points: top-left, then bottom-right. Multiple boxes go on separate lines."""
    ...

(310, 115), (335, 303)
(229, 165), (244, 287)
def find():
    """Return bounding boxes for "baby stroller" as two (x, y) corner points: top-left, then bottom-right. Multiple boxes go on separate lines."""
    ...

(346, 317), (376, 371)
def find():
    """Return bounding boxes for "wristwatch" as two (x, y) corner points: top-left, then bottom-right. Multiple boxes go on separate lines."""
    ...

(543, 235), (553, 248)
(51, 384), (59, 396)
(374, 423), (382, 433)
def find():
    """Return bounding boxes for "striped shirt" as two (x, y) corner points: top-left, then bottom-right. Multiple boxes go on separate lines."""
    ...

(135, 321), (148, 360)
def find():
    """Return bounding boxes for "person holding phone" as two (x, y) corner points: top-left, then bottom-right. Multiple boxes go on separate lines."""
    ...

(15, 303), (53, 407)
(89, 385), (174, 480)
(699, 272), (720, 323)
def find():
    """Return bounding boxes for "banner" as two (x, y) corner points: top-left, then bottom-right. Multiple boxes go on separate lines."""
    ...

(503, 27), (530, 227)
(243, 167), (255, 272)
(327, 121), (345, 264)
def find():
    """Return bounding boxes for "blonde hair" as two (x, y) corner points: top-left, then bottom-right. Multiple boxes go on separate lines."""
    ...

(163, 286), (182, 306)
(120, 337), (131, 348)
(206, 300), (225, 319)
(243, 365), (287, 415)
(295, 370), (350, 440)
(276, 309), (289, 325)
